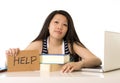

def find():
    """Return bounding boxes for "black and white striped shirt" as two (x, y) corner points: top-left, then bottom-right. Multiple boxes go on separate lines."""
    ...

(41, 38), (74, 61)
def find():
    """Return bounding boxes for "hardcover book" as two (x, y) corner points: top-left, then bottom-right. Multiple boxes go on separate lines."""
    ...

(40, 54), (70, 64)
(40, 64), (63, 72)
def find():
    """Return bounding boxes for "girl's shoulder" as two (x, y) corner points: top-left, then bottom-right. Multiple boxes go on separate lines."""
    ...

(32, 40), (43, 44)
(25, 40), (43, 50)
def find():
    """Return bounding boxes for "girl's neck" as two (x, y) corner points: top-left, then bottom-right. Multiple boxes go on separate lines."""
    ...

(48, 36), (63, 47)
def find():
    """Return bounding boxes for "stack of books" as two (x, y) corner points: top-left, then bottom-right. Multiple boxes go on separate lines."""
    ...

(39, 54), (70, 72)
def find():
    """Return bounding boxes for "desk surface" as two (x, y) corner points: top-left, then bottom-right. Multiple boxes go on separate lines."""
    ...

(0, 69), (120, 83)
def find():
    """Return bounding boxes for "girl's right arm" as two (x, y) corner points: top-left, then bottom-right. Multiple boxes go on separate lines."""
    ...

(5, 40), (42, 56)
(6, 48), (20, 56)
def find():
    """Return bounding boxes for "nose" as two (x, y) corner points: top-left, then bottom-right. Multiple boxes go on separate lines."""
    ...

(57, 24), (63, 30)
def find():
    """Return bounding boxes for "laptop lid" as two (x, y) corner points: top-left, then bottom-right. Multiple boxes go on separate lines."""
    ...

(103, 31), (120, 72)
(81, 31), (120, 73)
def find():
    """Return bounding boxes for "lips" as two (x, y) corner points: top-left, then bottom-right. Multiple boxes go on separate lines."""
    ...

(55, 31), (62, 34)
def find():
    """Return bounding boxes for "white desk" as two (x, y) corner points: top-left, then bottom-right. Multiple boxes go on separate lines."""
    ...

(0, 70), (120, 83)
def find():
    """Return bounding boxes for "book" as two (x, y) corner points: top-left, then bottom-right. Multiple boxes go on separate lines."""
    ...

(40, 64), (63, 72)
(39, 54), (70, 64)
(0, 67), (7, 72)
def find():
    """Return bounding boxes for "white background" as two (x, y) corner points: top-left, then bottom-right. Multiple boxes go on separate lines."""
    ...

(0, 0), (120, 66)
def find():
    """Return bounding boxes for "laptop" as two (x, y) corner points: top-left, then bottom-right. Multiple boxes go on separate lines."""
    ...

(81, 31), (120, 72)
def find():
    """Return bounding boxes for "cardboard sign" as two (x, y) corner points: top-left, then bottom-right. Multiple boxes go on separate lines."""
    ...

(7, 50), (40, 72)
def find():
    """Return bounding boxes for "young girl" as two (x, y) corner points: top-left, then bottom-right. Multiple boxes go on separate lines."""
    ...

(6, 10), (101, 73)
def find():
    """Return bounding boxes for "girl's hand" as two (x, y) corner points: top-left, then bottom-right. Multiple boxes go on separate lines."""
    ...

(61, 61), (84, 73)
(5, 48), (20, 56)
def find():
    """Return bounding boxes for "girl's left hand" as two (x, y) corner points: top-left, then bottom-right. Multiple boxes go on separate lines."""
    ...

(61, 61), (84, 73)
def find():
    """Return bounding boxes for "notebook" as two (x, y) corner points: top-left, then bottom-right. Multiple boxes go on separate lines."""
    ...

(81, 31), (120, 72)
(0, 67), (7, 72)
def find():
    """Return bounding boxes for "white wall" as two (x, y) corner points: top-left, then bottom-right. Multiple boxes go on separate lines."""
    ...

(0, 0), (120, 66)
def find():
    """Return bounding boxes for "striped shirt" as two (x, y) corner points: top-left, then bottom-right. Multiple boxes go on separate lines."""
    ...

(41, 38), (74, 61)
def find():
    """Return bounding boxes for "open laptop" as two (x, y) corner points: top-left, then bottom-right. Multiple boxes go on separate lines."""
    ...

(81, 31), (120, 72)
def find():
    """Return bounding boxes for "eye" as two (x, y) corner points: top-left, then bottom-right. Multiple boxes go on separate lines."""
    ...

(63, 23), (68, 27)
(54, 21), (59, 24)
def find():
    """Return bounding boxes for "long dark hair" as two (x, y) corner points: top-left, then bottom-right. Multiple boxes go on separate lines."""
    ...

(33, 10), (86, 60)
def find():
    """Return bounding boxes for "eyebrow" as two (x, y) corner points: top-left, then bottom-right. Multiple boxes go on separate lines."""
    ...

(53, 19), (68, 24)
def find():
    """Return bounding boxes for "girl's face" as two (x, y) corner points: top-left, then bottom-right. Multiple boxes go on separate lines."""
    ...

(49, 14), (68, 40)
